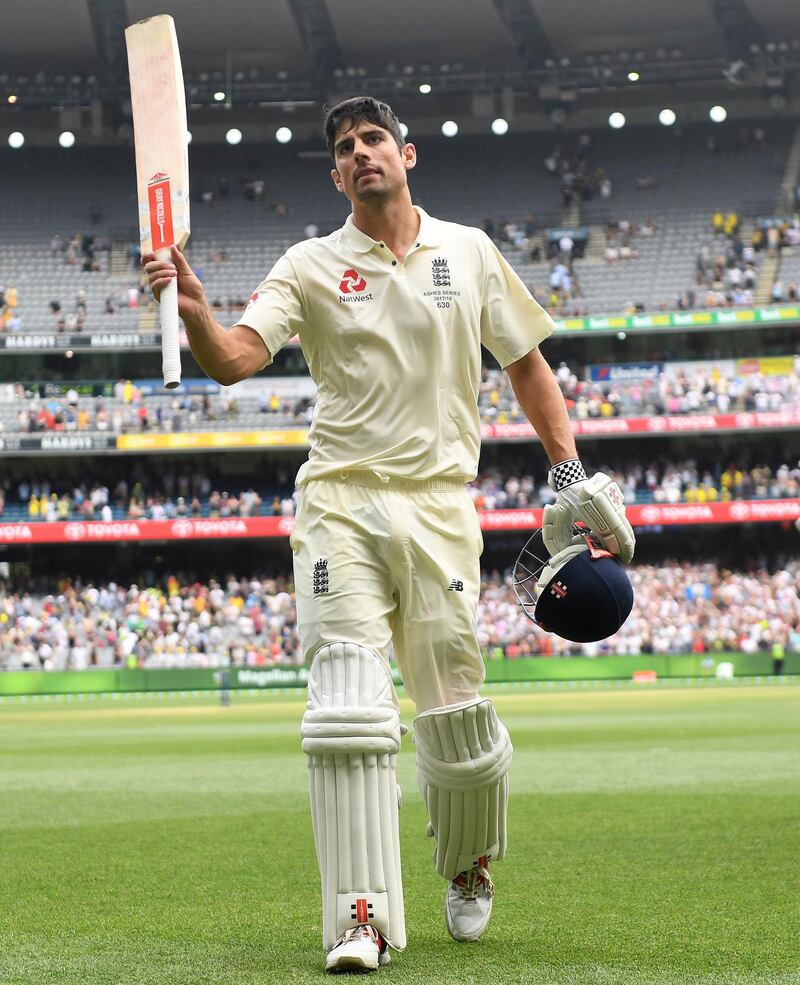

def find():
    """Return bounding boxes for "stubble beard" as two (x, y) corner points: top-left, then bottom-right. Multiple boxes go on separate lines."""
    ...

(352, 172), (393, 203)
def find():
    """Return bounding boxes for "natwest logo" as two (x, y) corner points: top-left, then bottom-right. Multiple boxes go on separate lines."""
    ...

(339, 268), (367, 293)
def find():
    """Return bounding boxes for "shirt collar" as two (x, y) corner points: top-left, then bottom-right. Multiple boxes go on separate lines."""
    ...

(341, 205), (441, 253)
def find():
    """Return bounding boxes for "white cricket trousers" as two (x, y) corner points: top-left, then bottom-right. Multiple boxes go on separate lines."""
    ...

(291, 475), (485, 713)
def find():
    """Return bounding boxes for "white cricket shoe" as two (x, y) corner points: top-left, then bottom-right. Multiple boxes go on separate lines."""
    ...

(444, 855), (495, 942)
(325, 925), (390, 973)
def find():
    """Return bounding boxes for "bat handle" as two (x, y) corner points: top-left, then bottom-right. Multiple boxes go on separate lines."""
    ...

(158, 247), (181, 389)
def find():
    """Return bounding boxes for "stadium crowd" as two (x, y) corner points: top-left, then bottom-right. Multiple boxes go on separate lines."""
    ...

(1, 562), (797, 671)
(4, 465), (298, 522)
(0, 284), (21, 332)
(1, 380), (312, 435)
(0, 574), (301, 671)
(468, 459), (800, 510)
(3, 455), (798, 524)
(478, 562), (800, 659)
(5, 217), (799, 336)
(482, 359), (800, 422)
(2, 356), (798, 440)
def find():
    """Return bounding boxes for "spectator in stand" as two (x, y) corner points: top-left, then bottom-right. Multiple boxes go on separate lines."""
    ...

(724, 211), (739, 237)
(0, 564), (796, 670)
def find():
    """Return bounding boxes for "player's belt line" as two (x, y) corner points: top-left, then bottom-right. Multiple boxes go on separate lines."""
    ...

(304, 473), (467, 493)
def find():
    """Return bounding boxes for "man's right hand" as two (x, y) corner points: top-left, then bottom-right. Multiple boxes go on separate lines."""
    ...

(143, 245), (208, 322)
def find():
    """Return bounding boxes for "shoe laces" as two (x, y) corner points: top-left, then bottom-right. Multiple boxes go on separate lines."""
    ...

(452, 857), (494, 903)
(339, 925), (384, 948)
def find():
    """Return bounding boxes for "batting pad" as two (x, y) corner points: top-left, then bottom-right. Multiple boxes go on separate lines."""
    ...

(414, 697), (512, 880)
(301, 642), (406, 952)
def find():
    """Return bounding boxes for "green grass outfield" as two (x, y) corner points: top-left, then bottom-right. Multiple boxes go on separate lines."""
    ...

(1, 683), (798, 985)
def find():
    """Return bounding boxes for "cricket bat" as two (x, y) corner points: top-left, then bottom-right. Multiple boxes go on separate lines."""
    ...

(125, 14), (190, 389)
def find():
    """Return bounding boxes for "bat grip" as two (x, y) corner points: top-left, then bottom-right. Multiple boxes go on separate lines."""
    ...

(158, 247), (181, 389)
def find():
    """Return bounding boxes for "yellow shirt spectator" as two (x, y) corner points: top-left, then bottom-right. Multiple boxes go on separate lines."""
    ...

(28, 495), (40, 518)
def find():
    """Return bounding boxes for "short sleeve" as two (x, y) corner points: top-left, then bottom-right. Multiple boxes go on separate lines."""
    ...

(234, 253), (305, 366)
(479, 234), (556, 368)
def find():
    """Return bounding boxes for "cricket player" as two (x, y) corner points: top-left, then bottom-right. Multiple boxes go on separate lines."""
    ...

(144, 95), (635, 973)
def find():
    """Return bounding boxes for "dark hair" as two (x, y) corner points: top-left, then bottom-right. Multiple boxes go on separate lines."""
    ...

(323, 96), (404, 161)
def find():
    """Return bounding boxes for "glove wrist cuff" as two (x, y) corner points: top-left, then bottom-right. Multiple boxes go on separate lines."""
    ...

(548, 459), (587, 492)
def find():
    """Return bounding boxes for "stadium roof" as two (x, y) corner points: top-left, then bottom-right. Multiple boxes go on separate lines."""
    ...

(2, 0), (798, 73)
(1, 0), (798, 139)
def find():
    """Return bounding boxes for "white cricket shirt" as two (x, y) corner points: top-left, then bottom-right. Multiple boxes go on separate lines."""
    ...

(237, 206), (555, 484)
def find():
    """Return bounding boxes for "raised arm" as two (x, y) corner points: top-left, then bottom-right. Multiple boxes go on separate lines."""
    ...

(143, 245), (269, 385)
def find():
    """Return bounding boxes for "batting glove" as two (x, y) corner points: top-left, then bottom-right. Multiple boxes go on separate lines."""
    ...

(543, 459), (636, 563)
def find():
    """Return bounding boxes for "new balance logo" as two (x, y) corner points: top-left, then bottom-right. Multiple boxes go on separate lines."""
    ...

(313, 557), (329, 595)
(448, 579), (464, 592)
(432, 256), (451, 287)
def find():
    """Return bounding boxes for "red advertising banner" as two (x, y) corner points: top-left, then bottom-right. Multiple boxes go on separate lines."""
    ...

(476, 500), (800, 530)
(0, 516), (296, 545)
(482, 409), (800, 441)
(1, 499), (797, 545)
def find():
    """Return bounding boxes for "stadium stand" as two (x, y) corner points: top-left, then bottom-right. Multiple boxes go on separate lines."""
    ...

(2, 451), (799, 524)
(1, 118), (799, 672)
(0, 354), (797, 443)
(1, 561), (798, 671)
(1, 124), (797, 331)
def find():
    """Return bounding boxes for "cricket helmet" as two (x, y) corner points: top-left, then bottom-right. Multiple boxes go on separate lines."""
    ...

(512, 523), (634, 643)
